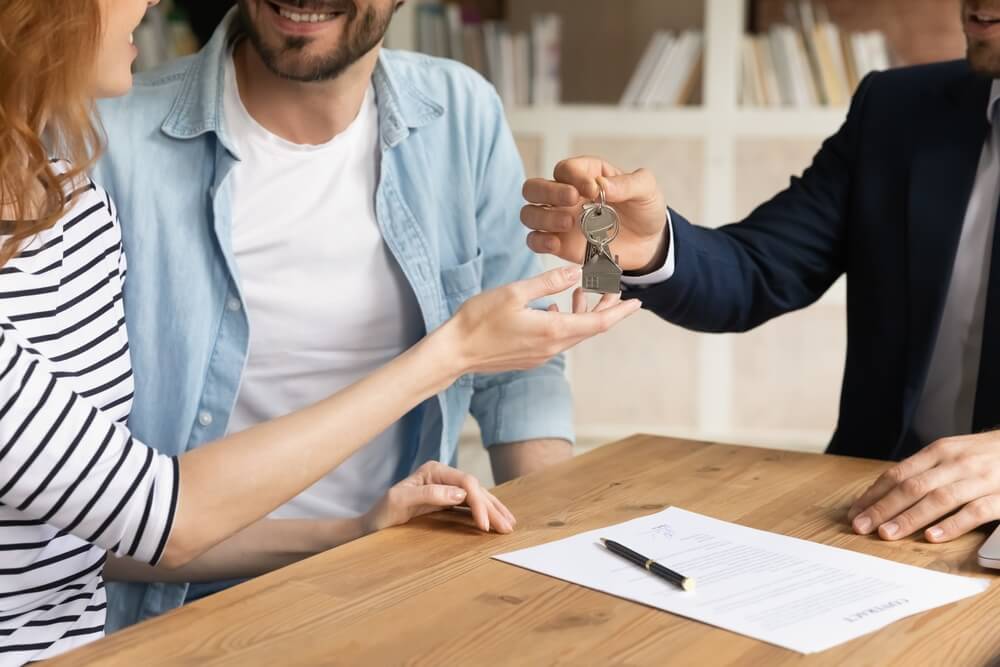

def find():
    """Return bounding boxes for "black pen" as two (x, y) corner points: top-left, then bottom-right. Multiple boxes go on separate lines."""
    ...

(600, 538), (696, 591)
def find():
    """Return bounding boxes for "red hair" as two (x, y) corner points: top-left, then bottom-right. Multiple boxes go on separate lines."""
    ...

(0, 0), (104, 266)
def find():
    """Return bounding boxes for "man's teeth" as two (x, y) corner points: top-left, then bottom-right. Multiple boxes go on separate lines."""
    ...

(279, 7), (335, 23)
(974, 13), (1000, 23)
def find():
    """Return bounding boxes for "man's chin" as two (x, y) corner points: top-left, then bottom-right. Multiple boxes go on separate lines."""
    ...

(967, 44), (1000, 77)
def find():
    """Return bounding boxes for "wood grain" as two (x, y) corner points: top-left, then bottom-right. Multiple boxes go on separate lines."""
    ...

(52, 436), (999, 666)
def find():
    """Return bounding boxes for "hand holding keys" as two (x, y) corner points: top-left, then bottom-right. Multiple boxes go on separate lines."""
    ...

(580, 188), (623, 294)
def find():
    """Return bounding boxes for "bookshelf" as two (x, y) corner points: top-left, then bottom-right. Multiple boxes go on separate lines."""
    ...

(392, 0), (966, 467)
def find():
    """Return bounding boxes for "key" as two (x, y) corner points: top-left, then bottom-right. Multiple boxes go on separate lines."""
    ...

(580, 193), (623, 294)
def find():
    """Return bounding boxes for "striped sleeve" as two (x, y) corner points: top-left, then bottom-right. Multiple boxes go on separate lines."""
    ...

(0, 330), (178, 565)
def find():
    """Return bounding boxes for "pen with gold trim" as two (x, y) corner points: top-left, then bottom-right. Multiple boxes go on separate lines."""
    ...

(600, 538), (696, 591)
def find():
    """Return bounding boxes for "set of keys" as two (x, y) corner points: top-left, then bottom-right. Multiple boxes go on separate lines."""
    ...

(579, 189), (623, 294)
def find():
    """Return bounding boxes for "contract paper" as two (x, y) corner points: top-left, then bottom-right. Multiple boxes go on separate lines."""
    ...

(494, 508), (990, 654)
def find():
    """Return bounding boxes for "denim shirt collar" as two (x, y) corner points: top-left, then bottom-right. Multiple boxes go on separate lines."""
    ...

(159, 9), (445, 154)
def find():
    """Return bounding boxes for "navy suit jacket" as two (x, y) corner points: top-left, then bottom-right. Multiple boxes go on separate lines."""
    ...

(639, 60), (994, 461)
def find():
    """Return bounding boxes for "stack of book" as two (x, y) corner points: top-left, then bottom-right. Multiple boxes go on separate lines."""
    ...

(619, 30), (704, 109)
(741, 1), (892, 108)
(415, 2), (561, 108)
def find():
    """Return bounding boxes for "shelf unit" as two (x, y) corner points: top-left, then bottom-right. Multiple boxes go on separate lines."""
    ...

(390, 0), (856, 465)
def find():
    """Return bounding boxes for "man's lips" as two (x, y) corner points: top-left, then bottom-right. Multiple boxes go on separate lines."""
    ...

(267, 0), (351, 16)
(967, 13), (1000, 39)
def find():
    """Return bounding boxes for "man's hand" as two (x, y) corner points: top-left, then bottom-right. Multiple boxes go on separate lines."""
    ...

(848, 431), (1000, 542)
(361, 461), (516, 535)
(521, 156), (669, 272)
(489, 438), (573, 485)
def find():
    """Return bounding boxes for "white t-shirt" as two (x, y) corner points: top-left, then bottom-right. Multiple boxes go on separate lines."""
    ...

(222, 56), (425, 519)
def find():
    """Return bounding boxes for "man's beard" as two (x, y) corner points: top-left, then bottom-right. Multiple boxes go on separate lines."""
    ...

(968, 40), (1000, 77)
(238, 1), (393, 82)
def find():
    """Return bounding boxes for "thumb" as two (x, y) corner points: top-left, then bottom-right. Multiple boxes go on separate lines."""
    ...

(513, 265), (582, 303)
(409, 484), (468, 509)
(598, 168), (659, 205)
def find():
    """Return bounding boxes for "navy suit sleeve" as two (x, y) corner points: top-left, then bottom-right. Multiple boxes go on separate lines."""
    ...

(638, 73), (877, 333)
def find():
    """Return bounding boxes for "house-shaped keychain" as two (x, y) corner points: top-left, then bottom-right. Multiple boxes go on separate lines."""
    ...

(582, 245), (623, 294)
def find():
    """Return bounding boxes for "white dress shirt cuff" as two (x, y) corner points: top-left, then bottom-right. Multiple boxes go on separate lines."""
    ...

(621, 209), (676, 287)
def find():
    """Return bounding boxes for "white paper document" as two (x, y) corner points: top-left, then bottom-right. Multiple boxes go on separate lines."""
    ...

(495, 508), (990, 654)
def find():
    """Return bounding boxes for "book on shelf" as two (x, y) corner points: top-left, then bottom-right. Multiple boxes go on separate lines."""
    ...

(742, 0), (893, 108)
(415, 1), (560, 108)
(133, 2), (199, 72)
(619, 30), (703, 109)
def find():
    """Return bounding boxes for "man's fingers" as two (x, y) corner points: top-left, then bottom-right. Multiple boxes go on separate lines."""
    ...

(521, 204), (576, 233)
(572, 288), (587, 314)
(876, 478), (985, 541)
(597, 168), (659, 205)
(551, 156), (614, 198)
(926, 494), (1000, 542)
(848, 448), (943, 521)
(851, 464), (966, 535)
(526, 231), (563, 256)
(523, 178), (583, 207)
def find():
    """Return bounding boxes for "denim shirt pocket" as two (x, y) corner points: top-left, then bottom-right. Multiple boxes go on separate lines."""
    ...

(439, 248), (484, 387)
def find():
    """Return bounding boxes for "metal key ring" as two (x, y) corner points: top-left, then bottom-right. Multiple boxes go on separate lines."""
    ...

(581, 203), (621, 245)
(597, 187), (606, 214)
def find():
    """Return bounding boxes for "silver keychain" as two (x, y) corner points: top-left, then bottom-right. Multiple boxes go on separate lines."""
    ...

(580, 188), (623, 294)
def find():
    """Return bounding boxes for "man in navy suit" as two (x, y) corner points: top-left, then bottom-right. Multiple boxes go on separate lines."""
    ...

(522, 1), (1000, 544)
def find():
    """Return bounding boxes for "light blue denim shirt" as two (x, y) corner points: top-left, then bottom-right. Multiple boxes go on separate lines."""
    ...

(94, 17), (573, 631)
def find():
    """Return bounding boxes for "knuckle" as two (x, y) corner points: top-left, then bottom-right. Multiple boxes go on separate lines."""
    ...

(883, 466), (906, 485)
(900, 477), (927, 498)
(935, 437), (961, 457)
(966, 497), (999, 522)
(928, 486), (956, 507)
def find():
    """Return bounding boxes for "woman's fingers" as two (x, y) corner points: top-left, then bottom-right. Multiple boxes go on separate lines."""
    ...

(593, 292), (623, 312)
(486, 491), (516, 528)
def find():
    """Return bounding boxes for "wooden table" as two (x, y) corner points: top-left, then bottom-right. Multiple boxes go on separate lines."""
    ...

(54, 436), (1000, 666)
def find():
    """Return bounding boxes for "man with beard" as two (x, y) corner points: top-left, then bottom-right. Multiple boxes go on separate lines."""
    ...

(522, 3), (1000, 550)
(95, 0), (577, 630)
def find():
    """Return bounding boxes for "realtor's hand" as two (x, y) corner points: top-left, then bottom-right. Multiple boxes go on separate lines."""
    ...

(848, 431), (1000, 542)
(521, 156), (670, 273)
(362, 461), (516, 535)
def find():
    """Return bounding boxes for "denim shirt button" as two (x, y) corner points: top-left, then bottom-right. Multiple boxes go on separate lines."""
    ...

(198, 411), (213, 427)
(226, 297), (242, 312)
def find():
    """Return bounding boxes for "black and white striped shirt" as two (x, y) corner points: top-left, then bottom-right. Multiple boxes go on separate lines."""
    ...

(0, 170), (178, 665)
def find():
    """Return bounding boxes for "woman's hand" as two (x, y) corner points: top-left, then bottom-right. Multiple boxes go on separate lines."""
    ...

(361, 461), (515, 534)
(442, 265), (642, 375)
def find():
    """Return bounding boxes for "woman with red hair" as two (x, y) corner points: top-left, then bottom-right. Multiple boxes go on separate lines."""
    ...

(0, 0), (639, 661)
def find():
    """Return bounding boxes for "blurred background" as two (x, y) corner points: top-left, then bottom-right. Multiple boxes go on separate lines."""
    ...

(137, 0), (966, 483)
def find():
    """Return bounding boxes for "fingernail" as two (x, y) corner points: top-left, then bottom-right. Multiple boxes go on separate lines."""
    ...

(450, 489), (466, 502)
(854, 516), (872, 534)
(928, 527), (944, 540)
(881, 521), (898, 538)
(562, 266), (582, 280)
